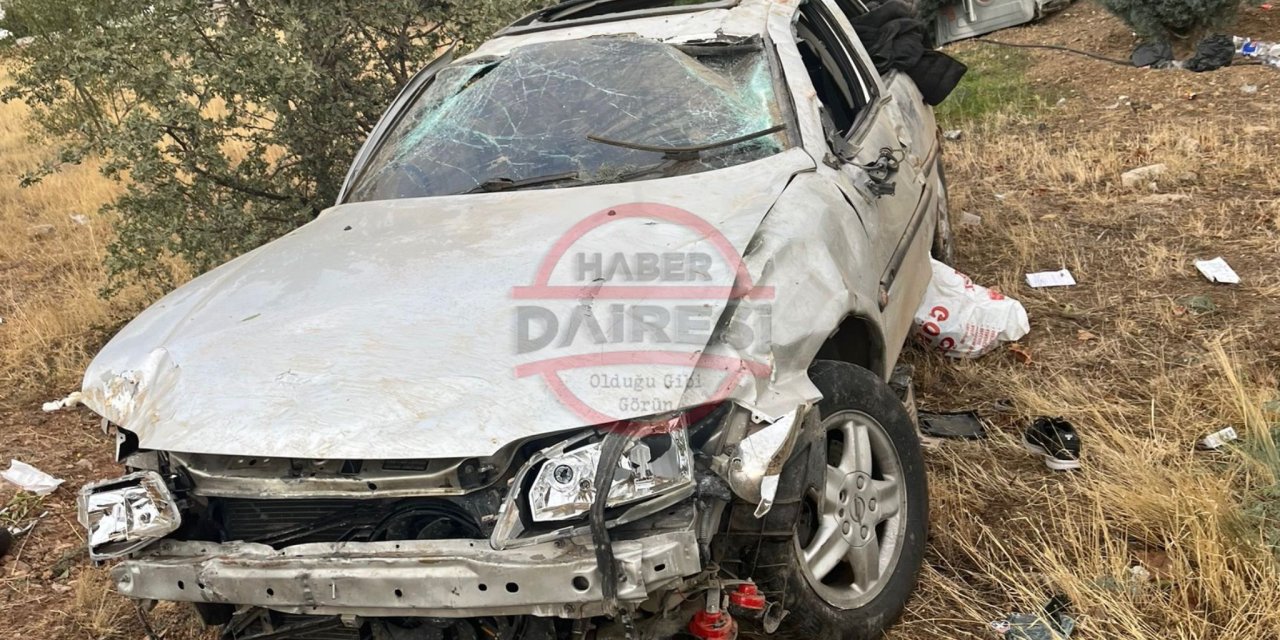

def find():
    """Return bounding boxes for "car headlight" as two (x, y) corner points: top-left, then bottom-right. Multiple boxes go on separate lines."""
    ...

(527, 416), (695, 522)
(77, 471), (181, 561)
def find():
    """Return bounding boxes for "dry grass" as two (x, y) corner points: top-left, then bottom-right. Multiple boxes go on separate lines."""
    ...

(887, 17), (1280, 637)
(4, 3), (1280, 638)
(0, 70), (147, 402)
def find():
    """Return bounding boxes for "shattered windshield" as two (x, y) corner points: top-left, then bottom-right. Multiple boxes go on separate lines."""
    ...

(346, 36), (788, 202)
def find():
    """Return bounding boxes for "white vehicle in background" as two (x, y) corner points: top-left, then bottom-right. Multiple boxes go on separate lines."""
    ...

(927, 0), (1070, 44)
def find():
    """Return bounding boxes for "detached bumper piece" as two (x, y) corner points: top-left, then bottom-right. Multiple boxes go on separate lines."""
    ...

(113, 530), (699, 618)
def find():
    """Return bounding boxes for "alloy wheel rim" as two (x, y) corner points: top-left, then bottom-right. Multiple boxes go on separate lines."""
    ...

(797, 409), (907, 608)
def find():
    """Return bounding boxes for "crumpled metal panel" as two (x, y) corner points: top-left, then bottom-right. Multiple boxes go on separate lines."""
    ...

(80, 150), (814, 459)
(112, 531), (700, 618)
(80, 0), (938, 472)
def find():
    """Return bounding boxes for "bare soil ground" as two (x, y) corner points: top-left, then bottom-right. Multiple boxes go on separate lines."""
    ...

(3, 3), (1280, 638)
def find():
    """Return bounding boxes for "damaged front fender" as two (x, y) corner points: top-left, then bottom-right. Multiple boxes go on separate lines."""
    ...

(712, 404), (811, 517)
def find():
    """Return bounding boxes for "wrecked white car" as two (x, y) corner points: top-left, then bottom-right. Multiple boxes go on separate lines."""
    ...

(77, 0), (960, 638)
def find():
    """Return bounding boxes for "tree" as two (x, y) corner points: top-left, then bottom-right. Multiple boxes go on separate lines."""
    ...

(1098, 0), (1242, 41)
(0, 0), (540, 292)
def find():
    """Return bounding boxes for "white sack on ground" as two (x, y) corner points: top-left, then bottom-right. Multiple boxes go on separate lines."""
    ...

(912, 259), (1030, 358)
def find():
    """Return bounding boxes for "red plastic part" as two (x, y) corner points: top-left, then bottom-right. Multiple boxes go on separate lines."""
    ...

(728, 583), (767, 611)
(688, 609), (738, 640)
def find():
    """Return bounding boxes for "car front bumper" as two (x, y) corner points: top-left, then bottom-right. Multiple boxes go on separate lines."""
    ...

(111, 530), (700, 618)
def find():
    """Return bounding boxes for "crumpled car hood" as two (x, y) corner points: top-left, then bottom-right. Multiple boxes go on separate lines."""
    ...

(81, 149), (814, 459)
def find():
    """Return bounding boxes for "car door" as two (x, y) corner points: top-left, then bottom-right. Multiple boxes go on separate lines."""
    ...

(793, 0), (927, 329)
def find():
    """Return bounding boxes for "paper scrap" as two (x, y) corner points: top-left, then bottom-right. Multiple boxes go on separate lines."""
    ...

(1, 460), (64, 495)
(1194, 257), (1240, 284)
(1026, 269), (1077, 288)
(41, 391), (83, 413)
(1200, 426), (1239, 450)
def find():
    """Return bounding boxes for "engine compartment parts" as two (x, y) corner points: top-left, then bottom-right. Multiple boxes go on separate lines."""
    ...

(528, 423), (693, 522)
(77, 471), (181, 560)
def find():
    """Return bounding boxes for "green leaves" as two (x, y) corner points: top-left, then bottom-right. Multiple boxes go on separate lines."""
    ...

(4, 0), (540, 294)
(1098, 0), (1240, 41)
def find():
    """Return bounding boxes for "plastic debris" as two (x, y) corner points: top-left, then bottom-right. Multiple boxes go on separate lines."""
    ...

(41, 391), (83, 413)
(1198, 426), (1239, 450)
(1176, 295), (1217, 316)
(1121, 163), (1167, 188)
(1008, 343), (1033, 364)
(991, 595), (1075, 639)
(1242, 84), (1259, 94)
(960, 212), (983, 226)
(1195, 257), (1239, 284)
(1025, 269), (1076, 288)
(1233, 36), (1280, 68)
(1, 460), (64, 495)
(1127, 564), (1152, 582)
(912, 259), (1030, 358)
(69, 214), (90, 226)
(943, 129), (964, 141)
(918, 411), (987, 439)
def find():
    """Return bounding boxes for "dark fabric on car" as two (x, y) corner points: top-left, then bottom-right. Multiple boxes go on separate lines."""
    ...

(849, 0), (966, 105)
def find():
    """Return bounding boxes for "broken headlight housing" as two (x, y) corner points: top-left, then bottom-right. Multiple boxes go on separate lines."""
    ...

(528, 421), (693, 522)
(77, 471), (181, 561)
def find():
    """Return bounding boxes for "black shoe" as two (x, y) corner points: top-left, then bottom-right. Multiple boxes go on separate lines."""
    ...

(1022, 417), (1081, 470)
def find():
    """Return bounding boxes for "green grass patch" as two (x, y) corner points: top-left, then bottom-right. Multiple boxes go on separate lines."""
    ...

(934, 45), (1052, 125)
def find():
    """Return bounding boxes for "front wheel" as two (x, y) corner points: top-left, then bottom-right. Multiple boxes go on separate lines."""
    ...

(751, 361), (928, 639)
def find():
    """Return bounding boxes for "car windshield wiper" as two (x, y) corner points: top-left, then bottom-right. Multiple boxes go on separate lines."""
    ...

(586, 123), (786, 161)
(466, 170), (581, 194)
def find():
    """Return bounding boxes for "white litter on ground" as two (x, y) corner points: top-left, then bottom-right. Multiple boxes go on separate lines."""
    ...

(1200, 426), (1239, 450)
(1025, 269), (1077, 288)
(1, 460), (64, 495)
(912, 259), (1030, 358)
(1194, 257), (1240, 284)
(41, 391), (83, 412)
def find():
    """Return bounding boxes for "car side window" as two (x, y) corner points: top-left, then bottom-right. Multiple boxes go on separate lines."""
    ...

(795, 0), (878, 137)
(833, 0), (870, 18)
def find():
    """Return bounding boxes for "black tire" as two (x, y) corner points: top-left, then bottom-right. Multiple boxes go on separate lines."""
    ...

(931, 159), (956, 265)
(746, 361), (927, 639)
